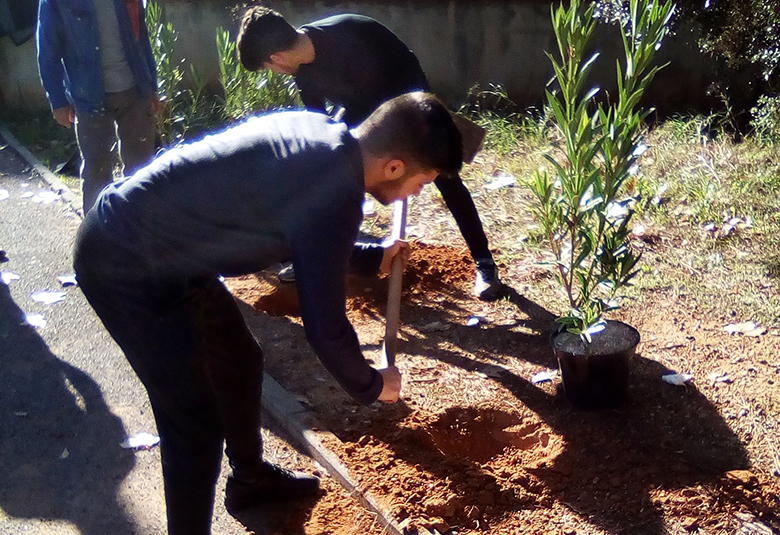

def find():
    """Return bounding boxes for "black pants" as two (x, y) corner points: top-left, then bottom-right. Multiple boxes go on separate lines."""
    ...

(74, 215), (264, 535)
(435, 173), (493, 264)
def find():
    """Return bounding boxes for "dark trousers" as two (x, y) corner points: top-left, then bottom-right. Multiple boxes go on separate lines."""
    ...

(75, 86), (155, 211)
(434, 173), (493, 264)
(74, 215), (264, 535)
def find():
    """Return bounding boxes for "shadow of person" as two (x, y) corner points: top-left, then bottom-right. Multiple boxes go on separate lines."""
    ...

(0, 283), (137, 534)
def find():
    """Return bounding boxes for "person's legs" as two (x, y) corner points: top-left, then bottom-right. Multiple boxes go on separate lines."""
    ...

(75, 217), (225, 535)
(190, 279), (320, 511)
(74, 110), (116, 211)
(434, 174), (505, 300)
(111, 87), (155, 178)
(76, 274), (225, 535)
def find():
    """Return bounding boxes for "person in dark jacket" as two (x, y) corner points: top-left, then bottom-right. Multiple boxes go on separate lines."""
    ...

(236, 7), (505, 300)
(36, 0), (158, 210)
(74, 92), (462, 535)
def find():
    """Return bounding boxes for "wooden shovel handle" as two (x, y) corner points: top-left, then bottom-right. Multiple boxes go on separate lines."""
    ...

(382, 199), (407, 367)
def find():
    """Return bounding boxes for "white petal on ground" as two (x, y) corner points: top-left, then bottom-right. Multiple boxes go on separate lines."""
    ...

(57, 274), (78, 287)
(466, 316), (484, 327)
(484, 172), (516, 190)
(745, 326), (767, 337)
(31, 291), (67, 305)
(25, 314), (47, 328)
(31, 191), (61, 204)
(362, 199), (376, 215)
(662, 372), (692, 385)
(707, 371), (732, 384)
(120, 432), (161, 450)
(531, 369), (558, 384)
(0, 189), (9, 201)
(1, 272), (20, 285)
(724, 321), (758, 335)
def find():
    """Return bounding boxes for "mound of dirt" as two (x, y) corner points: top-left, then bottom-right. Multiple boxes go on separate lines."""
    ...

(226, 242), (475, 320)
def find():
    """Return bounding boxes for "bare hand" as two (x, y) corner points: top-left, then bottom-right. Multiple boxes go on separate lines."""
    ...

(52, 106), (74, 129)
(377, 366), (402, 403)
(379, 239), (411, 275)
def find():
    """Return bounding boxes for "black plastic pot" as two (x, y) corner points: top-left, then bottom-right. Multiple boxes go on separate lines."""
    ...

(551, 320), (640, 408)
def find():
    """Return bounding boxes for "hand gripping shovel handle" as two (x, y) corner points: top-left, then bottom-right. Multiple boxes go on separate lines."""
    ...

(381, 199), (407, 368)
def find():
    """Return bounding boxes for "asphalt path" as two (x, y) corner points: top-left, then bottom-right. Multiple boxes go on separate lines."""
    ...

(0, 140), (268, 535)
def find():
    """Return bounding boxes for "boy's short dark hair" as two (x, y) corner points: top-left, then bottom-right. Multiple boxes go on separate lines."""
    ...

(358, 92), (463, 178)
(237, 6), (298, 71)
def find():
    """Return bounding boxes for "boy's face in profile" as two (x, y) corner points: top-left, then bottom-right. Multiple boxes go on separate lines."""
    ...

(369, 168), (439, 205)
(263, 53), (298, 76)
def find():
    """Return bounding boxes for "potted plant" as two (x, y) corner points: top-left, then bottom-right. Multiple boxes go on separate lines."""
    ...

(528, 0), (675, 407)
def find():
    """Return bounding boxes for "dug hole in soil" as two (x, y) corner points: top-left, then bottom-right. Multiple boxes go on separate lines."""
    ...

(225, 242), (780, 535)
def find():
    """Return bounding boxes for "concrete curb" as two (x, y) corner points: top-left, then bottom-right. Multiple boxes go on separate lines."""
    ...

(0, 122), (84, 217)
(0, 121), (403, 534)
(262, 373), (404, 535)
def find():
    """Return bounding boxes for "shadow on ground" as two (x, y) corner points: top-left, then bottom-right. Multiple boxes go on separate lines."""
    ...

(0, 283), (137, 534)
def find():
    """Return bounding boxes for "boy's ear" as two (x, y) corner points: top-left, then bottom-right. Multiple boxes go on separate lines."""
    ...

(268, 52), (284, 65)
(383, 159), (406, 180)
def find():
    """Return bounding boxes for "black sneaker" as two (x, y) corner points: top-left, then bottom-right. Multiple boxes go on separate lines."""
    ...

(474, 260), (505, 301)
(225, 462), (320, 512)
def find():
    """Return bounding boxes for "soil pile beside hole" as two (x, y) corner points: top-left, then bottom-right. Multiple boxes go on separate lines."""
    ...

(226, 243), (475, 318)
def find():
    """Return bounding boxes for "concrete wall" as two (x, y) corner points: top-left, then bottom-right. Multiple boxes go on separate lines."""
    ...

(0, 0), (718, 114)
(0, 36), (48, 109)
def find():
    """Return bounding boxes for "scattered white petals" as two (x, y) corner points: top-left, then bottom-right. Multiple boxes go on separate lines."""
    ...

(25, 314), (47, 328)
(0, 189), (9, 201)
(120, 432), (160, 450)
(31, 291), (67, 305)
(21, 191), (34, 198)
(662, 372), (692, 385)
(1, 272), (20, 285)
(531, 369), (558, 384)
